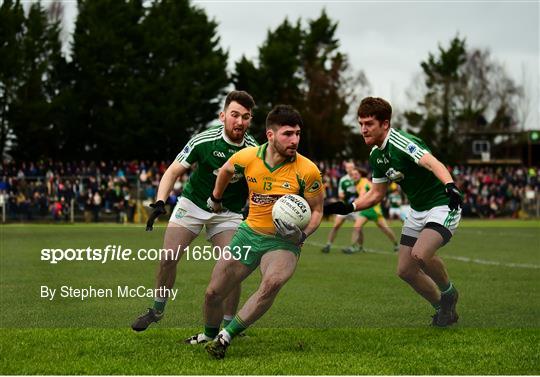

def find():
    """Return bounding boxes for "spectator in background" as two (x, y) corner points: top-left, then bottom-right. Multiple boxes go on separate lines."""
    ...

(0, 160), (537, 222)
(92, 191), (102, 222)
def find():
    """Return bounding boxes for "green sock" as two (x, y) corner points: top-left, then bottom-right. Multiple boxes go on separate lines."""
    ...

(439, 281), (456, 296)
(222, 315), (233, 328)
(204, 325), (219, 339)
(224, 315), (248, 339)
(153, 299), (166, 313)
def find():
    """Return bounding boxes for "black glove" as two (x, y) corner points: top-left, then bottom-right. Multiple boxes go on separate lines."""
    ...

(445, 183), (463, 211)
(146, 200), (167, 231)
(206, 193), (224, 213)
(323, 201), (354, 216)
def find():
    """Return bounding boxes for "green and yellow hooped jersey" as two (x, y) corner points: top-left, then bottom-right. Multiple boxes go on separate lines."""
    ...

(176, 124), (258, 213)
(369, 128), (448, 212)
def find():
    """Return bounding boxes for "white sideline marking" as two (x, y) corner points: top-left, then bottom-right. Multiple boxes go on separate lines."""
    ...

(458, 229), (540, 239)
(307, 241), (540, 270)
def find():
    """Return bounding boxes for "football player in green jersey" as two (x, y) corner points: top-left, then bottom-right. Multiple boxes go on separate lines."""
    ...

(132, 91), (258, 337)
(341, 167), (399, 254)
(325, 97), (463, 327)
(387, 184), (403, 221)
(321, 161), (360, 253)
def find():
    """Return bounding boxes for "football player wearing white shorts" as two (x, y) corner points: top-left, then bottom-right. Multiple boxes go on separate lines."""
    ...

(387, 185), (403, 221)
(321, 162), (360, 253)
(325, 97), (463, 328)
(131, 91), (258, 334)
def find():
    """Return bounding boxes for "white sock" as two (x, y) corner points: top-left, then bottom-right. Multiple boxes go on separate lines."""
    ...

(223, 314), (234, 322)
(200, 333), (212, 342)
(219, 329), (232, 343)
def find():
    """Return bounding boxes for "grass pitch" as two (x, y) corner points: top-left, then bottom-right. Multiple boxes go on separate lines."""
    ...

(1, 219), (539, 374)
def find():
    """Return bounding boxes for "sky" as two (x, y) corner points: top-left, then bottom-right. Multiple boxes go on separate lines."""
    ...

(50, 0), (540, 129)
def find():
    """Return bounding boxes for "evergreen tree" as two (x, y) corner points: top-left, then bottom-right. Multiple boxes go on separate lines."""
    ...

(139, 0), (228, 158)
(69, 0), (145, 159)
(404, 35), (522, 163)
(69, 0), (228, 159)
(9, 2), (65, 159)
(233, 11), (367, 160)
(233, 18), (303, 141)
(300, 11), (353, 159)
(0, 0), (25, 157)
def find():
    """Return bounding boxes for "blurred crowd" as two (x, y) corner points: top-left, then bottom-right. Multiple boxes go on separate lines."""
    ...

(0, 160), (538, 222)
(452, 165), (539, 218)
(318, 161), (539, 219)
(0, 160), (187, 223)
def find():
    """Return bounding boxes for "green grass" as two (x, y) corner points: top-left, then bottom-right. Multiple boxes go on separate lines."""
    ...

(1, 328), (538, 374)
(1, 220), (539, 374)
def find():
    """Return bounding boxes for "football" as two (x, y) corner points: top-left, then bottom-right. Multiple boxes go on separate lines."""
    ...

(272, 194), (311, 230)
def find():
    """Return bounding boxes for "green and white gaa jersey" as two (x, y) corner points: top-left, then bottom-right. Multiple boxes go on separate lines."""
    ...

(338, 174), (358, 204)
(388, 191), (402, 208)
(369, 128), (448, 211)
(176, 124), (258, 213)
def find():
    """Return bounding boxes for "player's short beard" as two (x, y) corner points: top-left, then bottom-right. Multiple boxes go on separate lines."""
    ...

(224, 122), (245, 143)
(272, 138), (296, 158)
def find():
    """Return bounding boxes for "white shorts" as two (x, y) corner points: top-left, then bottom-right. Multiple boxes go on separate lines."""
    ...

(389, 207), (401, 218)
(400, 204), (411, 221)
(336, 213), (358, 222)
(169, 197), (243, 240)
(401, 205), (461, 241)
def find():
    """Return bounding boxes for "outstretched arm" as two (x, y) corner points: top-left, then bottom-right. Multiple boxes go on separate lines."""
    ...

(211, 161), (235, 200)
(156, 161), (187, 202)
(146, 161), (187, 231)
(324, 182), (386, 216)
(419, 153), (462, 210)
(351, 182), (387, 212)
(418, 153), (453, 185)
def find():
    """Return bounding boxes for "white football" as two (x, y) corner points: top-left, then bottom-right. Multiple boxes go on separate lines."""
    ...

(272, 194), (311, 230)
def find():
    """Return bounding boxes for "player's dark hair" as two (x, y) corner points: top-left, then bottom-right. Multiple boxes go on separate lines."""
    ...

(224, 90), (255, 111)
(266, 104), (303, 130)
(357, 97), (392, 123)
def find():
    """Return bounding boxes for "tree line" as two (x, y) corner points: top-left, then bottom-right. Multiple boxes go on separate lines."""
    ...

(0, 0), (523, 163)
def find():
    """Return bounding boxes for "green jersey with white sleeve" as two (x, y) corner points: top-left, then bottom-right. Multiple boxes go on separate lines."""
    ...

(176, 124), (258, 213)
(369, 128), (448, 211)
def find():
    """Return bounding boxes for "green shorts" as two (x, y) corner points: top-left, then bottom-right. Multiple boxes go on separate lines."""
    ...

(359, 206), (382, 222)
(229, 222), (300, 269)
